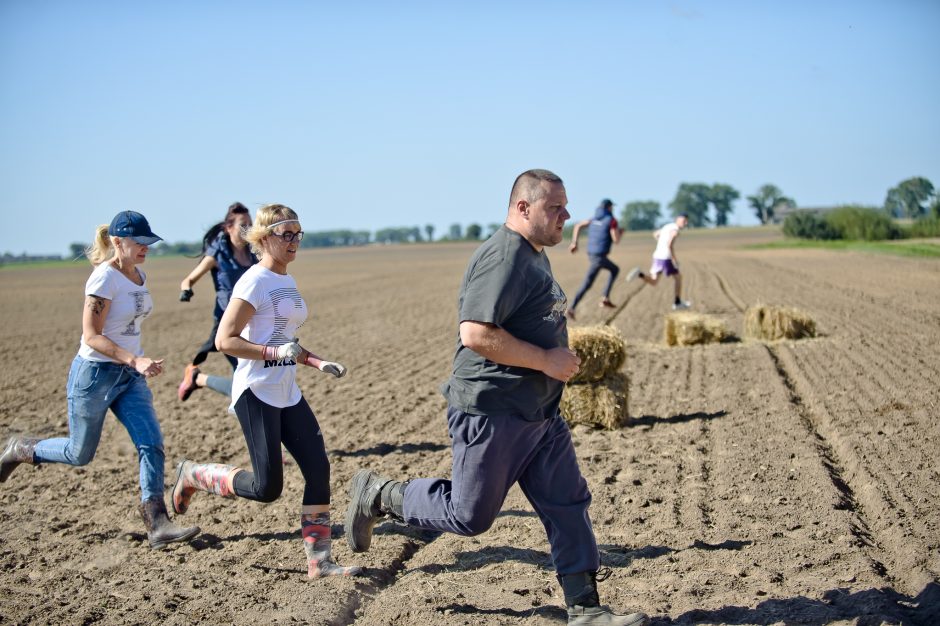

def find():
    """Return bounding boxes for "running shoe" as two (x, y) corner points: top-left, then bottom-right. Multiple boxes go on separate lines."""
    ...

(177, 364), (200, 401)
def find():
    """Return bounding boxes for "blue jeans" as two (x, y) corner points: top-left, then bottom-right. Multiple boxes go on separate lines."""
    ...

(403, 407), (600, 576)
(33, 356), (166, 501)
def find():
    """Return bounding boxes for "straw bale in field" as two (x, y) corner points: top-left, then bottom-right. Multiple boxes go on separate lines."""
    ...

(561, 372), (629, 430)
(744, 304), (816, 341)
(568, 325), (626, 383)
(664, 312), (732, 346)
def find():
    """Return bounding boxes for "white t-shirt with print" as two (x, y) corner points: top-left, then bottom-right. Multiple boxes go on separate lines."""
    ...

(229, 264), (308, 411)
(78, 263), (153, 363)
(653, 222), (680, 260)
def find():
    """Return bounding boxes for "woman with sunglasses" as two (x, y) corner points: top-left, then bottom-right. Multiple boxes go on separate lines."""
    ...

(170, 203), (360, 578)
(176, 202), (258, 402)
(0, 211), (199, 550)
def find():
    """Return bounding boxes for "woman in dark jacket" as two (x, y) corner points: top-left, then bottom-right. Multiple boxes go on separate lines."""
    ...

(177, 202), (257, 401)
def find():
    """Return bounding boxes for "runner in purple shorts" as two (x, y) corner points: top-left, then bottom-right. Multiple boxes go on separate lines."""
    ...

(625, 214), (691, 310)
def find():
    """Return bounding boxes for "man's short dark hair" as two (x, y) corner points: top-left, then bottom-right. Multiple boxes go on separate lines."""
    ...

(677, 213), (689, 219)
(509, 169), (563, 207)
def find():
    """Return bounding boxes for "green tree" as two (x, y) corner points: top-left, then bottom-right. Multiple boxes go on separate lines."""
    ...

(747, 184), (795, 224)
(465, 223), (483, 240)
(374, 227), (421, 244)
(884, 176), (935, 219)
(669, 183), (711, 227)
(782, 211), (839, 240)
(69, 243), (87, 260)
(486, 223), (501, 238)
(620, 201), (661, 231)
(448, 223), (463, 240)
(425, 224), (435, 242)
(708, 184), (740, 227)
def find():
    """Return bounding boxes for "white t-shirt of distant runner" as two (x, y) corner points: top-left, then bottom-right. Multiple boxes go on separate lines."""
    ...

(78, 263), (153, 363)
(653, 222), (680, 260)
(229, 264), (308, 411)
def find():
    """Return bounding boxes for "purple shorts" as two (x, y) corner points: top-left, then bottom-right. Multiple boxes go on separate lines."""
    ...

(650, 258), (679, 277)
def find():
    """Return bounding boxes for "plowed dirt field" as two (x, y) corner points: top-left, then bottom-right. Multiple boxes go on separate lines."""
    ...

(1, 227), (938, 625)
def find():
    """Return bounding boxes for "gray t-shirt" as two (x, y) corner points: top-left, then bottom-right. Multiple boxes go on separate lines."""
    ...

(441, 225), (569, 421)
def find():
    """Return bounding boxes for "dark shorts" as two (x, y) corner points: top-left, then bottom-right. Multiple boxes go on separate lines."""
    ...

(650, 258), (679, 276)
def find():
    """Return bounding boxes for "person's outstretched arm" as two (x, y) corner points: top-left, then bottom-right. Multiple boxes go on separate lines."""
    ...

(568, 219), (591, 253)
(179, 256), (218, 301)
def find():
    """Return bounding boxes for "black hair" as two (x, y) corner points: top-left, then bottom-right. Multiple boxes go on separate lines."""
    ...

(201, 202), (250, 253)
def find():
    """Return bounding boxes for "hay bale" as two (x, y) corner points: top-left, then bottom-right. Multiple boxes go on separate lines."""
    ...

(561, 372), (629, 430)
(744, 305), (816, 341)
(664, 312), (732, 346)
(568, 325), (626, 383)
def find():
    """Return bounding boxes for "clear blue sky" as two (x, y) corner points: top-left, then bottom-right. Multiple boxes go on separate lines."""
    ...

(2, 0), (938, 256)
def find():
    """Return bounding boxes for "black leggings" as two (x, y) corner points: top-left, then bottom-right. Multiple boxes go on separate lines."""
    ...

(192, 317), (238, 370)
(232, 388), (330, 506)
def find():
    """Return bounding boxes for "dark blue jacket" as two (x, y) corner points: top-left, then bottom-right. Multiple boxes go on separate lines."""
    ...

(586, 205), (616, 256)
(204, 233), (258, 319)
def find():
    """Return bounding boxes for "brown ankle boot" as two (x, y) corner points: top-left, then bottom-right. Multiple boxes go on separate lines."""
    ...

(0, 436), (40, 483)
(138, 497), (200, 549)
(171, 460), (239, 514)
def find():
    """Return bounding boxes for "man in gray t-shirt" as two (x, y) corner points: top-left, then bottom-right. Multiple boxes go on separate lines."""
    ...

(442, 221), (569, 421)
(347, 170), (648, 626)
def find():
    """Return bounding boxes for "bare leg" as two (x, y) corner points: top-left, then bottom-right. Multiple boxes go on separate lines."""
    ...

(673, 273), (682, 300)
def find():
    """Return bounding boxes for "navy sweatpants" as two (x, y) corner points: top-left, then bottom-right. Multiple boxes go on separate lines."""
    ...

(403, 406), (600, 576)
(570, 254), (619, 310)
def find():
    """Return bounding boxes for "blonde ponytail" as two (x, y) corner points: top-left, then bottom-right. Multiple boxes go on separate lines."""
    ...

(85, 225), (114, 266)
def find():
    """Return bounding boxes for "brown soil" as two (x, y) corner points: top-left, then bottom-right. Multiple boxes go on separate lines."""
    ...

(1, 228), (938, 625)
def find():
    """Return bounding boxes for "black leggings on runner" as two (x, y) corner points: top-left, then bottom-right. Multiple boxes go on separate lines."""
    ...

(231, 388), (330, 505)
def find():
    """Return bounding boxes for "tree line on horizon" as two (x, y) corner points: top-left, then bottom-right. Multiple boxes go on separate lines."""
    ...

(3, 176), (936, 265)
(621, 176), (938, 232)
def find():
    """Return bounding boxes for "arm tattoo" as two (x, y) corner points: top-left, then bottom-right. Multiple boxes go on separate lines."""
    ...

(87, 296), (106, 316)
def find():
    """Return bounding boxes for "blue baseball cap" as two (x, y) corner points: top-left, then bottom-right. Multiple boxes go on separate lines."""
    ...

(108, 211), (163, 245)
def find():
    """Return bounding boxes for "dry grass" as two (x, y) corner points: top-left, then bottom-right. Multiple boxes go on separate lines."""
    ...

(743, 304), (817, 341)
(568, 325), (626, 383)
(664, 312), (733, 346)
(560, 372), (629, 430)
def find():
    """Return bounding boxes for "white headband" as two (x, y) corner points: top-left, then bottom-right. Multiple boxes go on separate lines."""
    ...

(267, 219), (300, 230)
